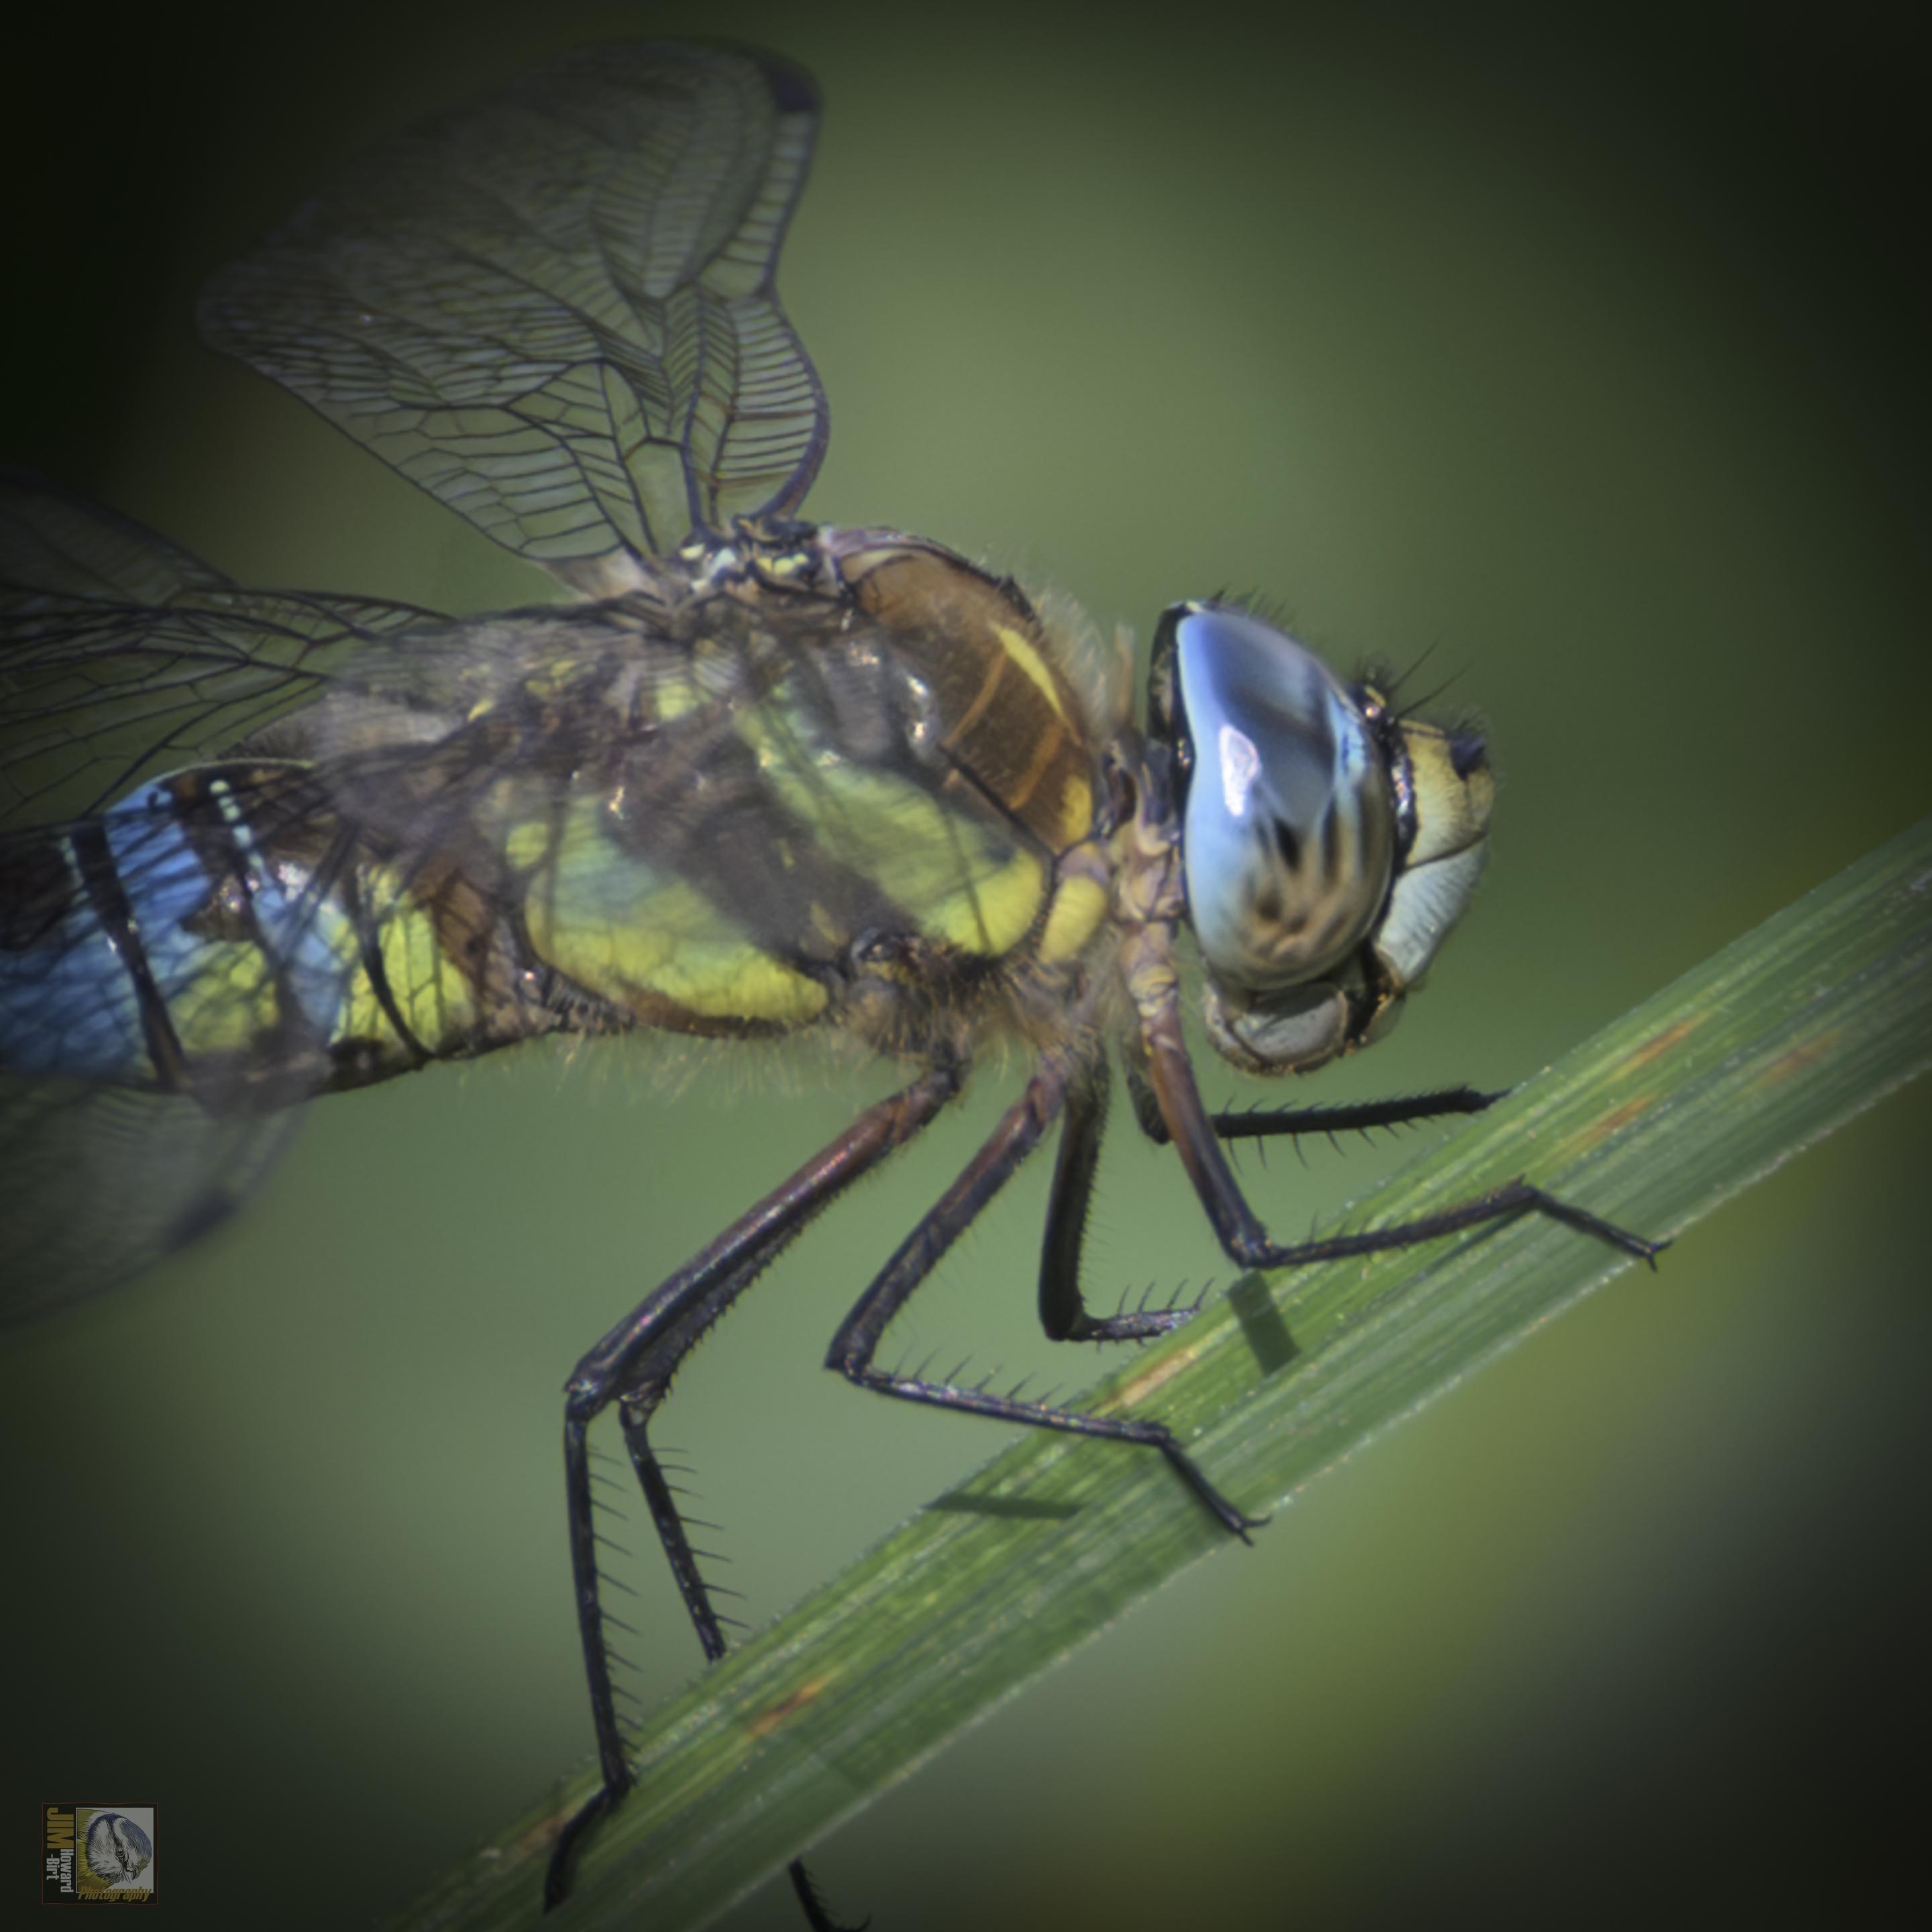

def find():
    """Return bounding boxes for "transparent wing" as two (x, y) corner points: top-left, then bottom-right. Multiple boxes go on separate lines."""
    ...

(0, 474), (443, 1316)
(0, 1077), (301, 1323)
(198, 41), (826, 599)
(1, 470), (442, 829)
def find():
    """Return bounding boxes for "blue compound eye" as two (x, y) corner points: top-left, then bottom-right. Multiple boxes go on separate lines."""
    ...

(1166, 603), (1395, 995)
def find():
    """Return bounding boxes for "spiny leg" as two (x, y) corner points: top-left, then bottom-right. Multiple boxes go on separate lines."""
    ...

(1124, 1059), (1505, 1146)
(1038, 1054), (1200, 1344)
(545, 1063), (961, 1916)
(1045, 1072), (1512, 1348)
(826, 1052), (1265, 1541)
(1138, 998), (1666, 1275)
(1248, 1175), (1667, 1271)
(1203, 1085), (1505, 1143)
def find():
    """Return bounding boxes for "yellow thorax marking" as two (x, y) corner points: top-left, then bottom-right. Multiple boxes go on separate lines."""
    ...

(1036, 869), (1110, 967)
(942, 643), (1008, 749)
(1006, 708), (1069, 814)
(991, 623), (1069, 722)
(1057, 773), (1094, 841)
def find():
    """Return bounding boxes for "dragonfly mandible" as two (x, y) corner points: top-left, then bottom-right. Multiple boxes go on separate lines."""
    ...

(0, 40), (1664, 1920)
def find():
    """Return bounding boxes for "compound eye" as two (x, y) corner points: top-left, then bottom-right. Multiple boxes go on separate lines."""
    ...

(1167, 604), (1395, 994)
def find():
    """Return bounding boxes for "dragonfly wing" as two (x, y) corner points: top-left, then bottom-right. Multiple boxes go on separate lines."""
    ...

(1, 470), (443, 828)
(198, 42), (826, 598)
(0, 1076), (303, 1323)
(0, 465), (230, 604)
(0, 475), (439, 1313)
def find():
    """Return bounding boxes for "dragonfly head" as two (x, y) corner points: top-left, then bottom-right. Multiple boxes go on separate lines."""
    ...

(1147, 601), (1495, 1075)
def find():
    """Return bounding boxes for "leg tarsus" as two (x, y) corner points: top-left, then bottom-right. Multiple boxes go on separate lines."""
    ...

(543, 1776), (628, 1911)
(1057, 1301), (1199, 1344)
(839, 1355), (1265, 1546)
(1237, 1176), (1666, 1274)
(1514, 1182), (1670, 1268)
(1157, 1432), (1269, 1540)
(788, 1857), (867, 1932)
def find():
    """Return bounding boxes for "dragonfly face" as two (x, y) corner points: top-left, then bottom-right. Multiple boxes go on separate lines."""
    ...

(0, 36), (1660, 1922)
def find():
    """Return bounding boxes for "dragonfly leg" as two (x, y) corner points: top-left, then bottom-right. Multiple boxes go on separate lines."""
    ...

(1124, 1059), (1504, 1146)
(826, 1052), (1265, 1540)
(545, 1060), (961, 1915)
(1138, 1000), (1666, 1275)
(1036, 1054), (1199, 1344)
(1203, 1084), (1505, 1142)
(1044, 1069), (1509, 1346)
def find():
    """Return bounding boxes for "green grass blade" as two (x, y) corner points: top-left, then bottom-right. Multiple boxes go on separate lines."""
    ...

(399, 817), (1932, 1932)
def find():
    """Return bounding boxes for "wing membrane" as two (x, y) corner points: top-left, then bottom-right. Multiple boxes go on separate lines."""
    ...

(0, 1077), (301, 1322)
(198, 42), (826, 596)
(0, 474), (443, 1308)
(0, 471), (441, 828)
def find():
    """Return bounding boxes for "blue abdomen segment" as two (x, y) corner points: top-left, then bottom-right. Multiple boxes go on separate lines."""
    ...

(0, 771), (355, 1092)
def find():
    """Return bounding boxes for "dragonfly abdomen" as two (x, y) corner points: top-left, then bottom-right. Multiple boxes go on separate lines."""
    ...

(0, 763), (490, 1103)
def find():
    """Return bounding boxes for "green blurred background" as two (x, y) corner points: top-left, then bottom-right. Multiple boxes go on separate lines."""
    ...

(4, 2), (1928, 1926)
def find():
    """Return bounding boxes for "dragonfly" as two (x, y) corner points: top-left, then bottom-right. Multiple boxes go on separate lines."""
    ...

(0, 39), (1664, 1922)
